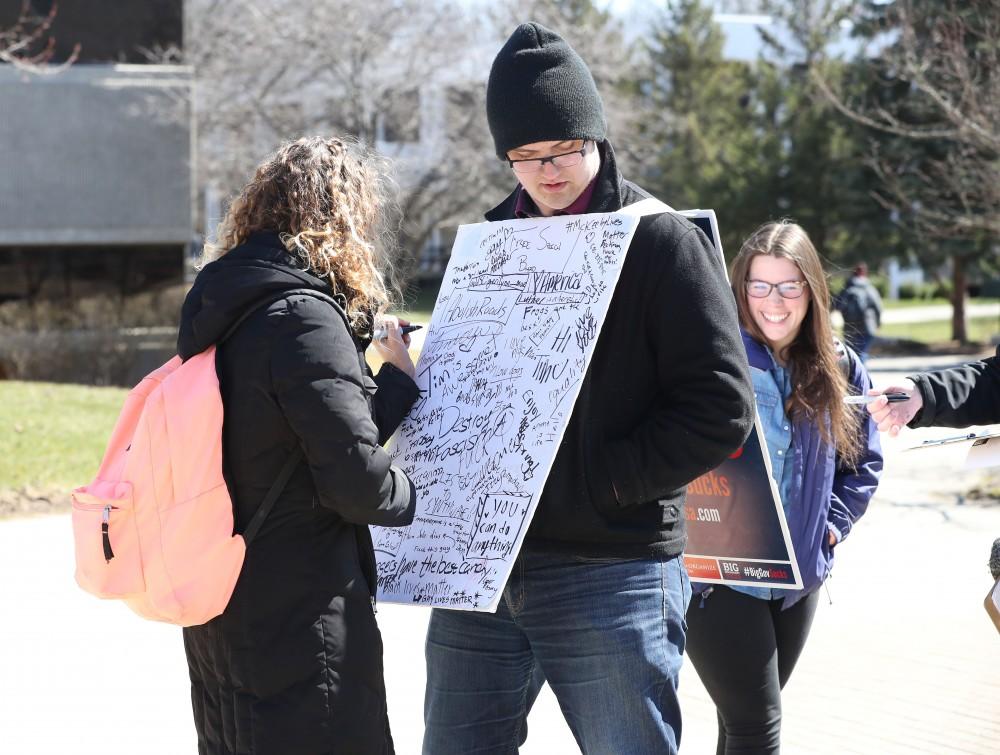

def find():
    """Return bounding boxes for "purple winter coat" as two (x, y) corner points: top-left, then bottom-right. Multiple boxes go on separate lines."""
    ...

(693, 333), (883, 608)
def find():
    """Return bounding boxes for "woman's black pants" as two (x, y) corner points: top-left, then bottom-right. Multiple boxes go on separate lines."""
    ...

(685, 585), (821, 754)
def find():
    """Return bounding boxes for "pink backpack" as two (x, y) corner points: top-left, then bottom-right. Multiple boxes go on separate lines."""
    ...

(71, 291), (312, 626)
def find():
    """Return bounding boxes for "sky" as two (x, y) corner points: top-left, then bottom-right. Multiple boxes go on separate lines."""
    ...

(460, 1), (862, 63)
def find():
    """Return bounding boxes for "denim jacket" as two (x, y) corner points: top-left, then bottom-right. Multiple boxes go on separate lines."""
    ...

(732, 348), (796, 602)
(695, 330), (884, 609)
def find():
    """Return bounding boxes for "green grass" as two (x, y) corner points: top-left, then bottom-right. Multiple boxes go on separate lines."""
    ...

(878, 315), (999, 343)
(0, 381), (126, 491)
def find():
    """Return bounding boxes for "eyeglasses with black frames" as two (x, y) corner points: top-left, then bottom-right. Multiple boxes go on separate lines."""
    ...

(745, 279), (809, 299)
(507, 141), (591, 174)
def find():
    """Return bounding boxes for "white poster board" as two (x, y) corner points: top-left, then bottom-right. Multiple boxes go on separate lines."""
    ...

(373, 211), (642, 611)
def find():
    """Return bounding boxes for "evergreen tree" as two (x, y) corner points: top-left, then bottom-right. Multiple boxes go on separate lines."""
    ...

(761, 1), (902, 268)
(637, 0), (765, 256)
(820, 0), (1000, 340)
(636, 0), (894, 265)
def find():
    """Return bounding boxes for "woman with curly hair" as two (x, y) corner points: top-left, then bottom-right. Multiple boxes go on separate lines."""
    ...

(178, 136), (418, 754)
(685, 221), (883, 754)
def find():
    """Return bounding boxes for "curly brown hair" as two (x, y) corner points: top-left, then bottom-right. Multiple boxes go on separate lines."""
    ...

(731, 220), (861, 467)
(202, 136), (401, 333)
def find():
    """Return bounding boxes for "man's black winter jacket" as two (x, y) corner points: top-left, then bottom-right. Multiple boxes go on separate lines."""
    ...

(910, 344), (1000, 428)
(486, 142), (755, 558)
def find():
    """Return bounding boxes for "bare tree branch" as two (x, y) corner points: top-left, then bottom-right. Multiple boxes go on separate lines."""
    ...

(813, 0), (1000, 241)
(0, 1), (79, 72)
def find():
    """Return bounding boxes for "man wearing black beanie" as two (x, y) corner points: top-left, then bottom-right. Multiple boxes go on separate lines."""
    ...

(423, 23), (754, 754)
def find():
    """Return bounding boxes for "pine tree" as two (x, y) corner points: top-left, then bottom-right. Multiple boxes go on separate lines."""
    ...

(820, 0), (1000, 340)
(636, 0), (894, 265)
(636, 0), (766, 256)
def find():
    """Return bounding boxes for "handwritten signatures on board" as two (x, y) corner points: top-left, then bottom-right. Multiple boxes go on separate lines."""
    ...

(372, 212), (641, 611)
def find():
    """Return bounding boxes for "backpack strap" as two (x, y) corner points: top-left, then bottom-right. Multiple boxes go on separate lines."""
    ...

(618, 198), (727, 268)
(219, 287), (349, 344)
(617, 196), (675, 216)
(241, 445), (305, 545)
(219, 287), (350, 545)
(834, 338), (853, 382)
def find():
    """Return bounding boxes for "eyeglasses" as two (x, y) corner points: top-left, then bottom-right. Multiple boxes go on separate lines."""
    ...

(745, 279), (809, 299)
(507, 142), (591, 174)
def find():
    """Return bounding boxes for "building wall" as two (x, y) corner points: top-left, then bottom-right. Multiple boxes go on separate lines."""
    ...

(0, 0), (183, 64)
(0, 64), (193, 246)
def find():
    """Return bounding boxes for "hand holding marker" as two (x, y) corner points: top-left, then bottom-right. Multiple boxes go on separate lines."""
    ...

(373, 323), (423, 340)
(842, 391), (910, 405)
(370, 318), (420, 380)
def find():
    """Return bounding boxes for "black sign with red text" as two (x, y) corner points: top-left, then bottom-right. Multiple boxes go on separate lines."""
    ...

(683, 420), (802, 589)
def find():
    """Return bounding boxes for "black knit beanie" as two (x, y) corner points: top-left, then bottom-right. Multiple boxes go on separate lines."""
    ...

(486, 23), (606, 159)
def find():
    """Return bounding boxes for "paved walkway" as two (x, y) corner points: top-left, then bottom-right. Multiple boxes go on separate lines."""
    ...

(879, 302), (1000, 325)
(2, 355), (999, 753)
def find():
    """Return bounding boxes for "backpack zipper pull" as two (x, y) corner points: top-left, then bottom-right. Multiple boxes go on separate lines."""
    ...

(101, 505), (115, 562)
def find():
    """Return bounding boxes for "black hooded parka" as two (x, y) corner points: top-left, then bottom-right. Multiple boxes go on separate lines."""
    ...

(910, 344), (1000, 428)
(177, 232), (418, 755)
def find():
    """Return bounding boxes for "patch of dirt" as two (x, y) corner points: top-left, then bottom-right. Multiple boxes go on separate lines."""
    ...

(967, 471), (1000, 503)
(0, 486), (71, 519)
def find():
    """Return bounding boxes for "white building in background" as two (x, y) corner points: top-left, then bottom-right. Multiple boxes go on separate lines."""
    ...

(885, 258), (925, 299)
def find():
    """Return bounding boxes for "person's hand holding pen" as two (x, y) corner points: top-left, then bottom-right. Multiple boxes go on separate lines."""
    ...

(863, 379), (923, 437)
(371, 315), (417, 380)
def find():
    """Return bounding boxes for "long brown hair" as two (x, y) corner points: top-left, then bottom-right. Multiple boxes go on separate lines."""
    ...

(731, 220), (860, 466)
(202, 136), (401, 334)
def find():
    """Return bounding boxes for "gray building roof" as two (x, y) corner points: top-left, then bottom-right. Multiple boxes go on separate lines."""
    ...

(0, 63), (193, 246)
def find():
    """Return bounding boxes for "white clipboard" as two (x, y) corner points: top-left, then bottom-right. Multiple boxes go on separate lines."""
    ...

(906, 430), (1000, 450)
(906, 428), (1000, 470)
(966, 435), (1000, 470)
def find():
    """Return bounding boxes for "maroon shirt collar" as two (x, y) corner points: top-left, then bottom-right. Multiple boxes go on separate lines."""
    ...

(513, 174), (599, 218)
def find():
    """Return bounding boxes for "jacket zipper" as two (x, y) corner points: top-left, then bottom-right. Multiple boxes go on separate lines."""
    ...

(355, 344), (378, 614)
(355, 343), (375, 415)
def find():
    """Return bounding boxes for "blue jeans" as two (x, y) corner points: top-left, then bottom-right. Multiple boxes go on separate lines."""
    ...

(422, 550), (692, 754)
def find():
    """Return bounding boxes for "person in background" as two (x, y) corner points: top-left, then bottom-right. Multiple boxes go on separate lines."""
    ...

(421, 22), (755, 755)
(686, 221), (883, 755)
(834, 262), (883, 362)
(867, 346), (1000, 434)
(178, 136), (419, 754)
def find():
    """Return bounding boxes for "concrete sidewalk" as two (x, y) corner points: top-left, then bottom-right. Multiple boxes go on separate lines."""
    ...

(3, 361), (999, 753)
(879, 302), (1000, 325)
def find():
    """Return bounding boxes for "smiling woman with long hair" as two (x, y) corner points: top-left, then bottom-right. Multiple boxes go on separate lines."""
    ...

(178, 136), (419, 754)
(685, 220), (884, 754)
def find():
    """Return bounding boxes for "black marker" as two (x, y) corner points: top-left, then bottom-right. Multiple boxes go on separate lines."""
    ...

(842, 392), (910, 405)
(373, 324), (423, 340)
